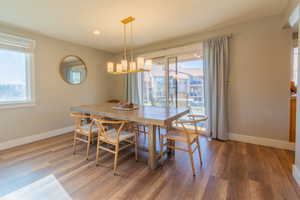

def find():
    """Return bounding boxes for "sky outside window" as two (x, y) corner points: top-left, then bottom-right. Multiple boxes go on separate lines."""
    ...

(0, 49), (26, 85)
(0, 49), (27, 102)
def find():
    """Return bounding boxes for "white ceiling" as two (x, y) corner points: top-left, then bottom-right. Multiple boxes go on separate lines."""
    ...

(0, 0), (289, 53)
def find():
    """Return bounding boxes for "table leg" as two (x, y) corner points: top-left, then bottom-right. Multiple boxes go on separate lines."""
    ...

(148, 124), (157, 169)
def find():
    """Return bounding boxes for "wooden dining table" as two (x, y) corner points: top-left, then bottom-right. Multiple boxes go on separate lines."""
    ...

(71, 103), (190, 170)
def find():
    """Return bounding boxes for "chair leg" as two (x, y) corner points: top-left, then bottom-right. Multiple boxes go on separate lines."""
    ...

(86, 136), (91, 160)
(73, 132), (77, 155)
(172, 140), (175, 156)
(196, 138), (203, 167)
(96, 139), (100, 166)
(158, 126), (161, 140)
(135, 135), (138, 161)
(167, 139), (175, 157)
(167, 139), (172, 157)
(159, 135), (164, 163)
(143, 125), (146, 142)
(113, 144), (119, 175)
(188, 144), (196, 176)
(91, 133), (95, 145)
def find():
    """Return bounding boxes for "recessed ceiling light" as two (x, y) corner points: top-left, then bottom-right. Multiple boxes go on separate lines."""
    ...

(93, 30), (101, 35)
(194, 53), (201, 58)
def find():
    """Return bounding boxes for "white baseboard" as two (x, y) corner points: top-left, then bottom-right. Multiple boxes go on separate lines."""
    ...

(229, 133), (295, 151)
(0, 129), (294, 151)
(0, 126), (74, 151)
(293, 165), (300, 186)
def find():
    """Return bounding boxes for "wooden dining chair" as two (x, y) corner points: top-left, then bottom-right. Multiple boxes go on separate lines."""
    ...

(135, 123), (163, 142)
(159, 115), (208, 176)
(70, 113), (103, 160)
(93, 119), (138, 175)
(134, 123), (148, 139)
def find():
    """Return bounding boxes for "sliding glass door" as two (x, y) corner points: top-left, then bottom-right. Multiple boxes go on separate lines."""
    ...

(142, 57), (167, 106)
(176, 54), (205, 115)
(167, 56), (178, 107)
(141, 50), (206, 122)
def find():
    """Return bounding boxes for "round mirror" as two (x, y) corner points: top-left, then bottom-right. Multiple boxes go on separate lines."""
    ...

(60, 55), (87, 85)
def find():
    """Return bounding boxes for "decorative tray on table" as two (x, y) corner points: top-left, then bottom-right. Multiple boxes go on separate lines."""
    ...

(112, 102), (139, 111)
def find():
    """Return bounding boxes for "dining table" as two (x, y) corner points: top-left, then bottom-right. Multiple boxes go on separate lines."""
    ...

(71, 103), (190, 170)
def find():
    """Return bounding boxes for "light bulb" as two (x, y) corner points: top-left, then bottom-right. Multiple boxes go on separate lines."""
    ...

(137, 57), (145, 70)
(121, 59), (128, 71)
(145, 59), (152, 71)
(129, 61), (137, 71)
(116, 64), (122, 72)
(107, 62), (114, 73)
(93, 30), (101, 35)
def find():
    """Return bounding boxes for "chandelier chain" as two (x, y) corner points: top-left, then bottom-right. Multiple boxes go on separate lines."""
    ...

(107, 16), (152, 74)
(130, 21), (134, 62)
(123, 23), (127, 60)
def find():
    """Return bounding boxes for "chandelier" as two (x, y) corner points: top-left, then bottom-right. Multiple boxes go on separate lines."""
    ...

(107, 16), (152, 74)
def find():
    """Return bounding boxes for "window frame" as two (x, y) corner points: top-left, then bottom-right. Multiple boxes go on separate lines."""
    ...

(0, 32), (36, 109)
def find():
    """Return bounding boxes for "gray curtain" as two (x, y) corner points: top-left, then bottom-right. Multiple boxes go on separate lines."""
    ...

(125, 73), (142, 104)
(203, 36), (230, 140)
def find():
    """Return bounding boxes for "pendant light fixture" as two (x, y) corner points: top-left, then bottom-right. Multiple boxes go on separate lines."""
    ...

(107, 16), (152, 74)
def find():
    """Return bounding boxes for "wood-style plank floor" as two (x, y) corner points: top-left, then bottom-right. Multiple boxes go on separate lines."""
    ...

(0, 133), (299, 200)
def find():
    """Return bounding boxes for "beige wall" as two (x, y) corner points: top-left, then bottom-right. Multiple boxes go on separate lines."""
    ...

(227, 16), (291, 141)
(0, 23), (113, 143)
(110, 15), (292, 141)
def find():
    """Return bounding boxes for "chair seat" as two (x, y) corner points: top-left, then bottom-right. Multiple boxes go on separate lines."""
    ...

(161, 128), (198, 142)
(100, 129), (135, 143)
(75, 124), (98, 135)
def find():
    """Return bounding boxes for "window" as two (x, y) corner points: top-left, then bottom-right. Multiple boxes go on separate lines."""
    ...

(0, 32), (35, 108)
(142, 57), (167, 106)
(140, 44), (207, 131)
(141, 53), (205, 114)
(176, 58), (205, 115)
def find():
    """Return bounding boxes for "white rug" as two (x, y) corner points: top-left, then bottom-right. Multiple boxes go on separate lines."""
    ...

(0, 175), (72, 200)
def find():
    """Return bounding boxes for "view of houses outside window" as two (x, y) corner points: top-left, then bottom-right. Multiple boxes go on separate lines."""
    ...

(142, 53), (205, 116)
(142, 58), (166, 106)
(171, 59), (205, 115)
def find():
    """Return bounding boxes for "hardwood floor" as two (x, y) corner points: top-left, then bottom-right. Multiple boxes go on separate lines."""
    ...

(0, 133), (299, 200)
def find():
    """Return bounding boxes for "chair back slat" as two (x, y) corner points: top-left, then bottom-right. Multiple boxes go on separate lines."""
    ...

(70, 113), (90, 131)
(93, 119), (127, 142)
(70, 113), (104, 133)
(175, 115), (208, 143)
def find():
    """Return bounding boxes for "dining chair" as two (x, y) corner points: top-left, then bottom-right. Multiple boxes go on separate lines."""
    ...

(135, 123), (164, 141)
(93, 119), (138, 175)
(134, 123), (148, 139)
(70, 113), (103, 160)
(159, 115), (208, 176)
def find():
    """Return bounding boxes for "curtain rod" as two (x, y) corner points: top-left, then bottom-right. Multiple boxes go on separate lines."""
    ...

(138, 34), (232, 56)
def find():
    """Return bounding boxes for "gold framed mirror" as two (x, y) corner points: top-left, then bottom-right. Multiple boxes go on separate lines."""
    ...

(60, 55), (87, 85)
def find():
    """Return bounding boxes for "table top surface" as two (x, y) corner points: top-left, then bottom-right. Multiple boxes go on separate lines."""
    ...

(71, 103), (190, 126)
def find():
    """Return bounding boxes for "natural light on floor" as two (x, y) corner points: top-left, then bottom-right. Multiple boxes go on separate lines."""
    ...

(0, 175), (72, 200)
